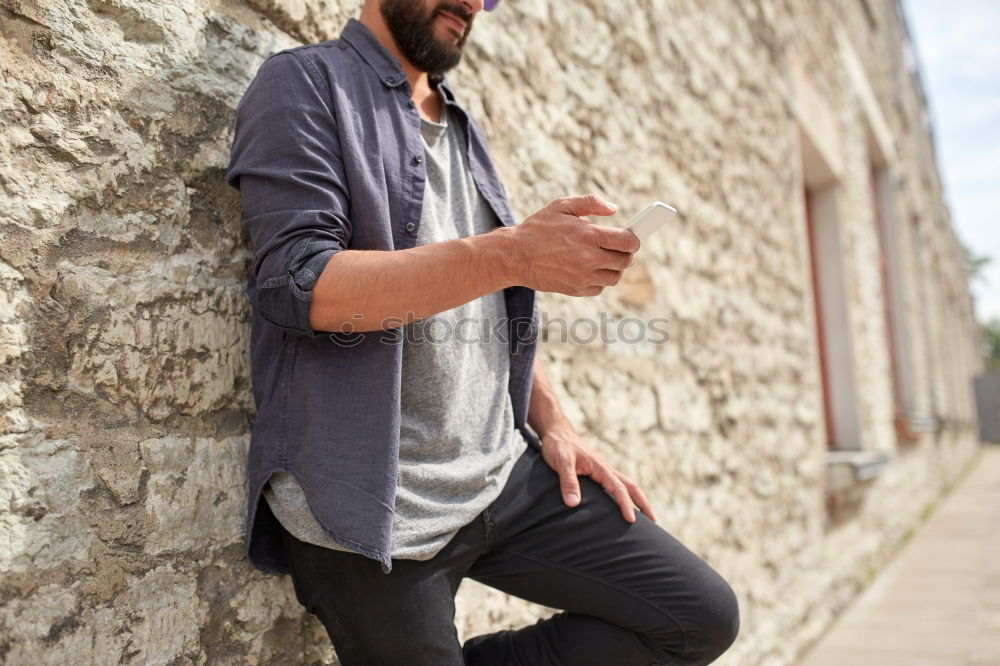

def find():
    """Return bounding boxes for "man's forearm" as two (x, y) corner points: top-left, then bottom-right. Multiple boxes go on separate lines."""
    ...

(527, 355), (573, 441)
(308, 226), (517, 332)
(307, 193), (634, 333)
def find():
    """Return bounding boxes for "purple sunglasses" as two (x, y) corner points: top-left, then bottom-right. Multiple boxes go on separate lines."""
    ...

(483, 0), (502, 11)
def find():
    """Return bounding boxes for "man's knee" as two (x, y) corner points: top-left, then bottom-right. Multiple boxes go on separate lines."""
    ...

(692, 580), (740, 661)
(645, 579), (740, 665)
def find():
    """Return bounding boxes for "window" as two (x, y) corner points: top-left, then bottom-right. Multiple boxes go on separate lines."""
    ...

(800, 126), (863, 450)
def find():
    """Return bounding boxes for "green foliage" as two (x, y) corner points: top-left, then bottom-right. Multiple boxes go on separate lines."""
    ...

(960, 240), (998, 370)
(963, 242), (992, 287)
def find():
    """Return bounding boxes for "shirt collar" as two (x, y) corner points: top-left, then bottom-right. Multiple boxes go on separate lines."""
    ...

(435, 74), (457, 105)
(341, 17), (458, 101)
(341, 18), (409, 87)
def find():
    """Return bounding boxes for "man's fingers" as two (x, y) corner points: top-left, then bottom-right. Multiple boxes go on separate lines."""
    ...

(616, 472), (658, 522)
(591, 465), (636, 523)
(559, 460), (582, 507)
(552, 193), (618, 218)
(593, 268), (623, 287)
(591, 225), (641, 253)
(610, 480), (636, 523)
(554, 452), (647, 523)
(594, 247), (633, 271)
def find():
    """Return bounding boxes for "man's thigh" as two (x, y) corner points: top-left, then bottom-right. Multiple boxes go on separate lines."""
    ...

(279, 523), (470, 666)
(466, 445), (740, 664)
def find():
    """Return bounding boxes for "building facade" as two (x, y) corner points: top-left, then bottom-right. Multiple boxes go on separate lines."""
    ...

(0, 0), (983, 664)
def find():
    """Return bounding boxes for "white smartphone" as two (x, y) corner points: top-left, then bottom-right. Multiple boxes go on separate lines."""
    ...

(624, 201), (677, 242)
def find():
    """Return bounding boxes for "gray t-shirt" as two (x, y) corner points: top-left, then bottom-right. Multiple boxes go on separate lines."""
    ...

(263, 99), (528, 560)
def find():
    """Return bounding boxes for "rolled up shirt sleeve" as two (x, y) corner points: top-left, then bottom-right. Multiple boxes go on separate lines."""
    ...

(226, 51), (351, 336)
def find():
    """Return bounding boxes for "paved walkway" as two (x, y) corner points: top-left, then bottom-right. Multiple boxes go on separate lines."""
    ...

(797, 445), (1000, 666)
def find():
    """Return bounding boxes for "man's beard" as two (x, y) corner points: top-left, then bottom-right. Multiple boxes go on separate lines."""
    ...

(380, 0), (473, 75)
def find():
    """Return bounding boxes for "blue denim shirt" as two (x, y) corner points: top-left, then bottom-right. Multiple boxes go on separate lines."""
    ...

(226, 18), (540, 575)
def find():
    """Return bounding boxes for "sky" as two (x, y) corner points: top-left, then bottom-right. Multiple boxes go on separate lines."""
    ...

(902, 0), (1000, 324)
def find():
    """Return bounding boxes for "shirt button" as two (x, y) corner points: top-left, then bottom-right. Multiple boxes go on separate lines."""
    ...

(405, 222), (416, 232)
(414, 155), (424, 164)
(407, 99), (416, 108)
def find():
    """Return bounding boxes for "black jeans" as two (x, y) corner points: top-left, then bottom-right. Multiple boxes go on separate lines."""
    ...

(279, 444), (740, 665)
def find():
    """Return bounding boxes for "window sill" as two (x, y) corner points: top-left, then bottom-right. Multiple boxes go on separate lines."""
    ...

(826, 449), (894, 490)
(895, 412), (939, 444)
(824, 449), (894, 523)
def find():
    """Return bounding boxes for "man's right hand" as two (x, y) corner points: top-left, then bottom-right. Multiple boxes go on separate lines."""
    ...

(505, 194), (640, 297)
(307, 194), (640, 333)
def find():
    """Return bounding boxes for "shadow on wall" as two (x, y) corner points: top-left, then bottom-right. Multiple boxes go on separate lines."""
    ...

(0, 1), (363, 663)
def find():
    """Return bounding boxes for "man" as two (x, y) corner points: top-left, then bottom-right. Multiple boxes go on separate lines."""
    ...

(226, 0), (740, 664)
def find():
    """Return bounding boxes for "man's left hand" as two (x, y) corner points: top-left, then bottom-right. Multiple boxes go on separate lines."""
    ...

(539, 424), (658, 524)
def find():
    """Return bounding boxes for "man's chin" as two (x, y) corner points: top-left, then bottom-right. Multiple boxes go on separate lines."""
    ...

(429, 36), (465, 63)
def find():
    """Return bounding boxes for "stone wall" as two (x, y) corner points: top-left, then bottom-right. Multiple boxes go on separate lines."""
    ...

(0, 0), (983, 664)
